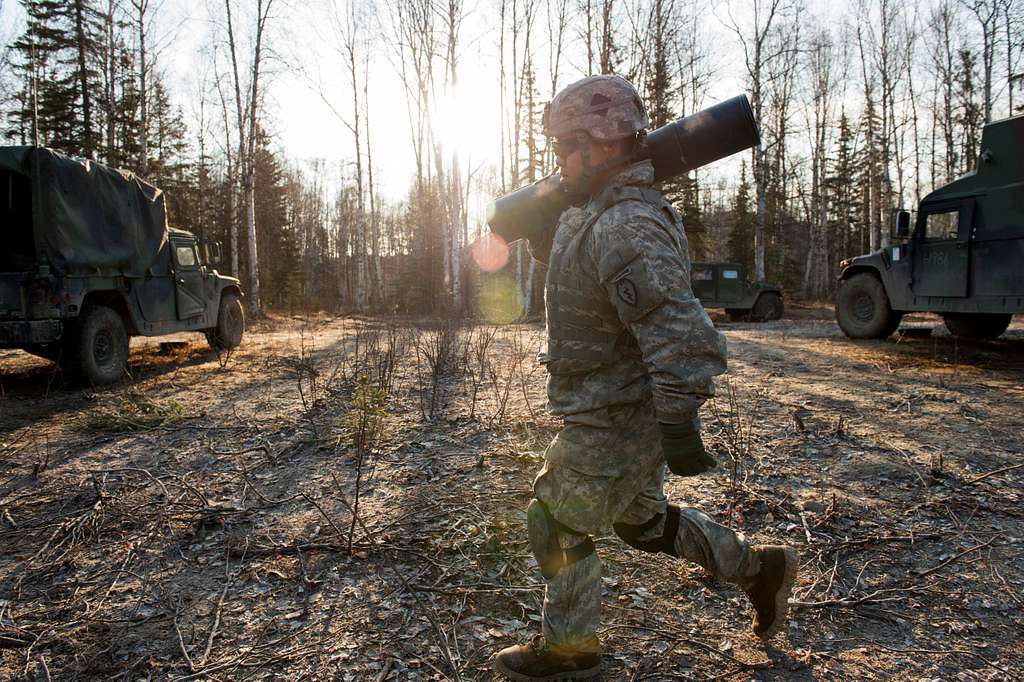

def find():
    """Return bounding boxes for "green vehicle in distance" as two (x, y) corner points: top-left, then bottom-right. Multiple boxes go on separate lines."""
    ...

(0, 147), (244, 386)
(835, 113), (1023, 340)
(691, 262), (784, 322)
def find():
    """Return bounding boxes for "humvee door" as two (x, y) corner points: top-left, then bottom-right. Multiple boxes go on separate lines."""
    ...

(913, 200), (971, 298)
(172, 237), (205, 319)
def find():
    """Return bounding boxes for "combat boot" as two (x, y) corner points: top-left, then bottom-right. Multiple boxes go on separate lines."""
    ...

(740, 545), (798, 639)
(493, 634), (602, 681)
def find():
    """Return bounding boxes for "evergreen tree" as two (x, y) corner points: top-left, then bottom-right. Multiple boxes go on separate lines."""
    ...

(726, 161), (755, 274)
(7, 0), (103, 155)
(825, 112), (863, 263)
(678, 175), (706, 260)
(643, 0), (674, 129)
(957, 49), (983, 175)
(249, 130), (297, 308)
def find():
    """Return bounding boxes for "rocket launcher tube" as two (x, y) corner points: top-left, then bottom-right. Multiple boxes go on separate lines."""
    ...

(487, 94), (761, 244)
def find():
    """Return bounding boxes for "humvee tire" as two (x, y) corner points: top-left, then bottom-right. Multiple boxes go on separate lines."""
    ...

(942, 312), (1012, 340)
(726, 309), (749, 322)
(836, 273), (902, 339)
(64, 305), (129, 385)
(206, 292), (244, 350)
(752, 292), (784, 321)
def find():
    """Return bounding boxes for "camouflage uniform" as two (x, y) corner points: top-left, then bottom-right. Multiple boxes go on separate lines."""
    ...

(533, 159), (759, 653)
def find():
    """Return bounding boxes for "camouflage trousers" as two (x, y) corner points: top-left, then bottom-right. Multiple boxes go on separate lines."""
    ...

(532, 401), (758, 654)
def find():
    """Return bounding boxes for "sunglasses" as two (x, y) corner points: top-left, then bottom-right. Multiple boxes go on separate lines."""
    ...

(552, 137), (581, 158)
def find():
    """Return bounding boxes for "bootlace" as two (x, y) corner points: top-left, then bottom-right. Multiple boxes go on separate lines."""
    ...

(527, 633), (547, 653)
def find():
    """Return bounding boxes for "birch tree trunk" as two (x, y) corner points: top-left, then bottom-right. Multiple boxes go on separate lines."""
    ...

(225, 0), (274, 316)
(343, 3), (367, 312)
(726, 0), (786, 282)
(133, 0), (149, 175)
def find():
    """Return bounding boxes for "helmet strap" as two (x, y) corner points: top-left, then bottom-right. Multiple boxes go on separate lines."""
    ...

(576, 131), (645, 194)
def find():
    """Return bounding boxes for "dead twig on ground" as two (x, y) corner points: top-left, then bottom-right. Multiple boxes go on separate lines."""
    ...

(965, 461), (1024, 485)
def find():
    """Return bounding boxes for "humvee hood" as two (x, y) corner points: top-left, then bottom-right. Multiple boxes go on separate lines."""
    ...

(0, 146), (168, 276)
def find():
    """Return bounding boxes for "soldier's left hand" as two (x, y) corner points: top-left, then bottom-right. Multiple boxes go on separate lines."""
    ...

(659, 422), (717, 476)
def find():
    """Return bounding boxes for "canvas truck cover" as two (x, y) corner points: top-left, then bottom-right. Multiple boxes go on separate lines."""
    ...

(0, 146), (168, 275)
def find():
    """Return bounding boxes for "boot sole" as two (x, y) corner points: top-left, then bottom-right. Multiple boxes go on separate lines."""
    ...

(756, 546), (798, 640)
(493, 657), (602, 681)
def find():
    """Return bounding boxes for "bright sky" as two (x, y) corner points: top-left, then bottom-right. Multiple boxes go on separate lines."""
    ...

(3, 0), (998, 209)
(0, 0), (743, 204)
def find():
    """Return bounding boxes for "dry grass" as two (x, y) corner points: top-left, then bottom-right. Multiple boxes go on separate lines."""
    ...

(0, 313), (1022, 680)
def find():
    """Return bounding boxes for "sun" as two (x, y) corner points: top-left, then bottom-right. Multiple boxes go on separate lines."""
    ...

(432, 83), (498, 167)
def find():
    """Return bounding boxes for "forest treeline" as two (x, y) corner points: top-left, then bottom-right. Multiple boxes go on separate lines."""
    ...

(0, 0), (1021, 316)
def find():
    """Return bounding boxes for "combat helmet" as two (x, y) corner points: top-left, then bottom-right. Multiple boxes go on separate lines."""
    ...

(543, 75), (649, 142)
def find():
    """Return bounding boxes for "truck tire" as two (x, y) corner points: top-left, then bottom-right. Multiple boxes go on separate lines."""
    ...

(942, 312), (1012, 340)
(64, 305), (129, 385)
(836, 273), (901, 339)
(726, 308), (749, 322)
(752, 292), (784, 321)
(206, 291), (244, 350)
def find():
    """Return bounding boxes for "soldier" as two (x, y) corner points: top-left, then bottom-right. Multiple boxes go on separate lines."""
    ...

(493, 75), (798, 680)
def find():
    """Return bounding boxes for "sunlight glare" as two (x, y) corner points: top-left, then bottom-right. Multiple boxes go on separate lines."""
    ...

(470, 233), (509, 273)
(433, 85), (494, 165)
(478, 273), (523, 324)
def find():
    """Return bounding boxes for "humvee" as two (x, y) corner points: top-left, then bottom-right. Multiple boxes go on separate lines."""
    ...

(835, 113), (1023, 340)
(0, 147), (244, 385)
(691, 262), (784, 322)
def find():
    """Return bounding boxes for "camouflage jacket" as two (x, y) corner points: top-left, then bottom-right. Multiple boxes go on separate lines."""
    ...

(541, 160), (727, 425)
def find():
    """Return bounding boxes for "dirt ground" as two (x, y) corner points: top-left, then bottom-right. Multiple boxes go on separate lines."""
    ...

(1, 306), (1022, 681)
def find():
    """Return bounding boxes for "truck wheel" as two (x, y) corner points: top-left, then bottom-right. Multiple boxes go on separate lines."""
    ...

(835, 273), (900, 339)
(752, 292), (784, 321)
(207, 292), (244, 350)
(726, 309), (750, 322)
(942, 313), (1012, 340)
(65, 305), (129, 385)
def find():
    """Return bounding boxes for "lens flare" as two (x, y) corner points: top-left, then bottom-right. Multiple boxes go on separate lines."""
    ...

(470, 233), (510, 273)
(478, 273), (523, 324)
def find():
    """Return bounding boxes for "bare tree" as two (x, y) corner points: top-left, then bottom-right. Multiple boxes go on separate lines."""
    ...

(961, 0), (1000, 122)
(224, 0), (275, 316)
(1000, 0), (1022, 114)
(132, 0), (151, 174)
(724, 0), (789, 281)
(599, 0), (617, 73)
(802, 27), (836, 299)
(927, 0), (961, 184)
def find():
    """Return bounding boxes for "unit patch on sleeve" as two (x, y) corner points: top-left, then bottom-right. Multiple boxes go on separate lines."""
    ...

(616, 278), (638, 306)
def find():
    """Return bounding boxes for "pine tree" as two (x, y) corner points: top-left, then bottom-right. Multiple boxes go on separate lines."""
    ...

(7, 0), (103, 155)
(643, 0), (674, 129)
(678, 176), (706, 260)
(252, 130), (298, 308)
(957, 49), (983, 175)
(825, 112), (862, 264)
(726, 161), (755, 274)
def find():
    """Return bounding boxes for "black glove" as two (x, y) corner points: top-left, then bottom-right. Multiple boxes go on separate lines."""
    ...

(660, 421), (717, 476)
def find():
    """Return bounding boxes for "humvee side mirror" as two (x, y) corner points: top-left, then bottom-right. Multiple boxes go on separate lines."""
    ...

(895, 210), (911, 239)
(203, 241), (223, 265)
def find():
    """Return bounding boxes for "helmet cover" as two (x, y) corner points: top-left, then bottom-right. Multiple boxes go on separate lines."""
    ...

(543, 75), (649, 142)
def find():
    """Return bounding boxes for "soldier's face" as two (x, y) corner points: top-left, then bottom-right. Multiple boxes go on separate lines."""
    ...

(554, 135), (620, 194)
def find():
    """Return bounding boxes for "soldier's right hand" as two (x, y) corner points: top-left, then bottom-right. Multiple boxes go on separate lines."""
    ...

(659, 422), (717, 476)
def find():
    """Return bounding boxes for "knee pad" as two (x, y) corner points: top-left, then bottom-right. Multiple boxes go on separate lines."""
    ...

(527, 499), (595, 579)
(613, 505), (680, 556)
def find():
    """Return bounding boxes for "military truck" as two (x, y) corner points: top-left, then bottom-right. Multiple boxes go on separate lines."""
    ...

(691, 262), (784, 322)
(0, 147), (244, 385)
(835, 113), (1023, 340)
